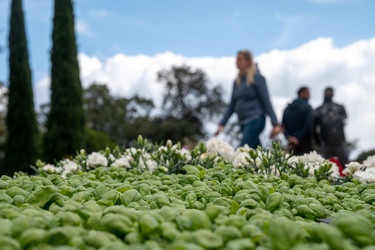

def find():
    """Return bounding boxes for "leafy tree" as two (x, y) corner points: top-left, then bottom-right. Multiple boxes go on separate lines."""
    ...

(84, 83), (113, 132)
(83, 83), (154, 146)
(156, 65), (226, 143)
(2, 0), (38, 175)
(84, 128), (117, 153)
(83, 64), (227, 148)
(43, 0), (85, 162)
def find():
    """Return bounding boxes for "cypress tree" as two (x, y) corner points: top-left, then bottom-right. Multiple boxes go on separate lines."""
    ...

(3, 0), (38, 175)
(43, 0), (84, 162)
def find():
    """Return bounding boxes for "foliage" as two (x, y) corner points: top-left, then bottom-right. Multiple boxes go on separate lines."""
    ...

(35, 136), (342, 185)
(83, 83), (155, 146)
(43, 0), (85, 163)
(157, 65), (226, 143)
(84, 128), (117, 153)
(3, 0), (39, 176)
(82, 67), (227, 146)
(2, 139), (375, 248)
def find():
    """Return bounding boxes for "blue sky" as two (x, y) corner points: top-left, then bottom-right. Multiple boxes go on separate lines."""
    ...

(0, 0), (375, 156)
(0, 0), (374, 82)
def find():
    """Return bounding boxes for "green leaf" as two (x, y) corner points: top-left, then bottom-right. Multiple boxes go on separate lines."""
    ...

(25, 185), (58, 207)
(120, 189), (142, 206)
(231, 201), (240, 214)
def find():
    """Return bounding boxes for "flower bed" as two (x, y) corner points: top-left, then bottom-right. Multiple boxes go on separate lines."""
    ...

(1, 136), (375, 249)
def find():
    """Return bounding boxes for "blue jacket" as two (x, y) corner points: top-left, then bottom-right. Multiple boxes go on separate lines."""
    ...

(220, 69), (278, 126)
(282, 97), (313, 141)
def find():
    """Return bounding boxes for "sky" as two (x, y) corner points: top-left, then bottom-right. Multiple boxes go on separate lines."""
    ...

(0, 0), (374, 159)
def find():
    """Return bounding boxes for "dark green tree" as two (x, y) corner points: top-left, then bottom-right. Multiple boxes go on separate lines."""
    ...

(43, 0), (84, 162)
(156, 65), (226, 143)
(83, 83), (155, 146)
(2, 0), (39, 175)
(84, 83), (113, 132)
(84, 128), (117, 153)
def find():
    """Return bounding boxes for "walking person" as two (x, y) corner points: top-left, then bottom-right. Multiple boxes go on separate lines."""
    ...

(314, 87), (349, 165)
(282, 86), (314, 155)
(214, 50), (282, 148)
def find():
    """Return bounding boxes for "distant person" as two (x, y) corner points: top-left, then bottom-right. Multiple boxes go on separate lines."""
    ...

(282, 86), (314, 155)
(214, 50), (282, 148)
(314, 87), (349, 165)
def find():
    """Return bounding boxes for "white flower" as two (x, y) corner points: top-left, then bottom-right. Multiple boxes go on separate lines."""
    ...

(139, 157), (146, 170)
(233, 152), (249, 168)
(293, 151), (324, 177)
(298, 151), (325, 165)
(42, 164), (58, 174)
(126, 147), (137, 155)
(363, 155), (375, 168)
(342, 168), (352, 176)
(158, 146), (168, 153)
(108, 154), (115, 162)
(269, 164), (279, 176)
(87, 152), (108, 168)
(178, 148), (192, 161)
(62, 159), (79, 172)
(139, 157), (157, 172)
(287, 155), (299, 166)
(345, 161), (362, 173)
(111, 157), (131, 168)
(205, 138), (235, 162)
(253, 156), (263, 167)
(61, 170), (71, 179)
(328, 161), (341, 180)
(146, 159), (158, 172)
(353, 168), (375, 183)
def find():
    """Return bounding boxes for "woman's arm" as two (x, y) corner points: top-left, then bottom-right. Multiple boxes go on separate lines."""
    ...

(254, 75), (278, 126)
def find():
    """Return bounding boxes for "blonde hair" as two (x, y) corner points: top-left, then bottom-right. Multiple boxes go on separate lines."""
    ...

(236, 50), (256, 86)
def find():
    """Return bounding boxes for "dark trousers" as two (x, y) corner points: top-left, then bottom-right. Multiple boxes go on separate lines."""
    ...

(321, 143), (349, 166)
(240, 116), (266, 149)
(291, 139), (313, 156)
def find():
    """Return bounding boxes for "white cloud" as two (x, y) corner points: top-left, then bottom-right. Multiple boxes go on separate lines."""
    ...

(34, 37), (375, 159)
(75, 19), (92, 36)
(76, 52), (236, 108)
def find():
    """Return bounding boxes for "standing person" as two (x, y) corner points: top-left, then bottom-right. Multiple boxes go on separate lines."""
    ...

(282, 86), (313, 155)
(214, 50), (282, 148)
(314, 87), (349, 165)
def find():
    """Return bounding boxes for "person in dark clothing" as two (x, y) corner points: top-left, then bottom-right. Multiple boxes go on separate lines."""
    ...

(214, 50), (282, 148)
(314, 87), (349, 166)
(282, 86), (313, 155)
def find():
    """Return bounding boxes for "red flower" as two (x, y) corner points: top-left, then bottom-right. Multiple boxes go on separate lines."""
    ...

(329, 157), (345, 177)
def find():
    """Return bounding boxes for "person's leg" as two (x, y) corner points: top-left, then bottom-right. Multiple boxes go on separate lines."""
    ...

(334, 144), (349, 166)
(293, 139), (313, 156)
(240, 116), (265, 148)
(321, 143), (332, 159)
